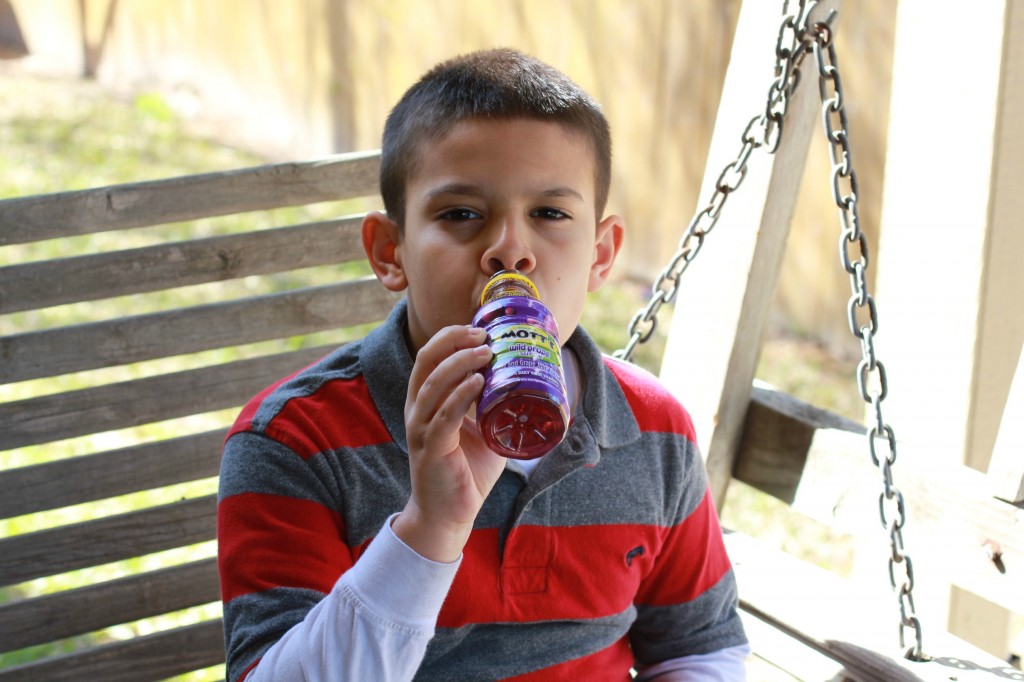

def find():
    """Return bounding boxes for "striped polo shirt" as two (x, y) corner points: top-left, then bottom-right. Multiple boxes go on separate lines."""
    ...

(218, 300), (746, 681)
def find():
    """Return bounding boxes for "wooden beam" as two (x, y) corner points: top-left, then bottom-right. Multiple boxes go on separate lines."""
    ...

(659, 0), (840, 507)
(987, 345), (1024, 504)
(852, 0), (1024, 652)
(874, 0), (1024, 482)
(740, 609), (847, 682)
(727, 531), (1021, 681)
(0, 278), (399, 383)
(0, 345), (334, 451)
(0, 558), (220, 651)
(730, 385), (1024, 616)
(733, 384), (863, 504)
(0, 496), (216, 587)
(0, 150), (381, 244)
(0, 619), (226, 682)
(792, 426), (1024, 619)
(0, 215), (367, 314)
(0, 430), (226, 519)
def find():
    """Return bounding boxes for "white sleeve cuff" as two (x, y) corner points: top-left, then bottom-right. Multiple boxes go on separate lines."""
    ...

(634, 643), (751, 681)
(339, 513), (462, 631)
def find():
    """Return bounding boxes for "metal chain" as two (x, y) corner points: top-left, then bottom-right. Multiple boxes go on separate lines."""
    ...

(808, 15), (925, 662)
(614, 0), (820, 362)
(615, 0), (928, 662)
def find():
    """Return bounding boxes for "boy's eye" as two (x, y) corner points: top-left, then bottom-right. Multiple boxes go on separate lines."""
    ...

(531, 207), (571, 221)
(438, 208), (482, 222)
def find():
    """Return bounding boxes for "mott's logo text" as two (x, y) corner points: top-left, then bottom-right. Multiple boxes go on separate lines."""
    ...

(496, 326), (558, 351)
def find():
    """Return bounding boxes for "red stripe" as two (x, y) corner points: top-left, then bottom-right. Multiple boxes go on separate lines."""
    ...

(265, 375), (392, 457)
(229, 374), (394, 459)
(504, 637), (633, 681)
(228, 369), (306, 439)
(438, 498), (731, 627)
(438, 518), (720, 627)
(635, 488), (732, 606)
(218, 492), (351, 601)
(603, 357), (696, 437)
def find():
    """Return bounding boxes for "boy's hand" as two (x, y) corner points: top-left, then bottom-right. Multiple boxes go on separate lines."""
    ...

(393, 325), (505, 563)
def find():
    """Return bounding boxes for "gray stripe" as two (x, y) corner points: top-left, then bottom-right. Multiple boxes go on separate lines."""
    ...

(416, 607), (636, 681)
(568, 326), (642, 450)
(315, 442), (411, 545)
(357, 303), (650, 458)
(221, 430), (411, 548)
(630, 570), (746, 663)
(539, 431), (707, 529)
(223, 587), (326, 682)
(220, 431), (336, 505)
(362, 301), (415, 452)
(221, 427), (708, 548)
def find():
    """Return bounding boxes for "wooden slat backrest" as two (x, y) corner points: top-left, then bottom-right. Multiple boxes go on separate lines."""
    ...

(2, 344), (335, 452)
(0, 153), (380, 243)
(0, 150), (400, 680)
(0, 620), (227, 682)
(0, 215), (366, 315)
(1, 278), (395, 384)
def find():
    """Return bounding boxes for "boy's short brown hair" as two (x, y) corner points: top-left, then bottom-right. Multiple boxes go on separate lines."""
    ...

(379, 48), (612, 229)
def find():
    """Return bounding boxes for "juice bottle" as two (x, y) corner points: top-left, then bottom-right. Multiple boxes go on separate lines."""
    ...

(472, 270), (569, 459)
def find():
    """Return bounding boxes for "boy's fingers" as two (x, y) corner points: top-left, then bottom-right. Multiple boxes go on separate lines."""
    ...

(422, 372), (486, 448)
(407, 325), (489, 407)
(410, 326), (487, 380)
(408, 345), (491, 435)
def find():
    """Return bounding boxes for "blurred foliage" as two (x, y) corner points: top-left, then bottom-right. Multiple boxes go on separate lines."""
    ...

(0, 78), (262, 197)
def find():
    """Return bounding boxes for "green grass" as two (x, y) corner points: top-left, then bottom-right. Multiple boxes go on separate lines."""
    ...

(0, 76), (263, 197)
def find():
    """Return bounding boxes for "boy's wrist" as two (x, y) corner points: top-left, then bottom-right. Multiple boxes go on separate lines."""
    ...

(391, 506), (472, 564)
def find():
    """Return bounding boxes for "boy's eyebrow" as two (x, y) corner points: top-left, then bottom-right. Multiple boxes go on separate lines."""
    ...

(424, 183), (585, 202)
(425, 182), (483, 200)
(539, 186), (585, 202)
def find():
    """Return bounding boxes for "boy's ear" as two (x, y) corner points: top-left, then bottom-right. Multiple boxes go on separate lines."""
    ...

(362, 211), (408, 292)
(588, 214), (625, 292)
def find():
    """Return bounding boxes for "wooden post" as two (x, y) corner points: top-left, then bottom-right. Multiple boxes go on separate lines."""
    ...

(988, 345), (1024, 504)
(659, 0), (840, 507)
(0, 0), (29, 59)
(873, 0), (1024, 658)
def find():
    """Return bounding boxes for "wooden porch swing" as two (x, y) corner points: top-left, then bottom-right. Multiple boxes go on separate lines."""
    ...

(625, 0), (1024, 679)
(0, 0), (1021, 680)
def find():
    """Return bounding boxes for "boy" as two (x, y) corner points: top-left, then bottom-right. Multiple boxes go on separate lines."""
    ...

(218, 48), (748, 681)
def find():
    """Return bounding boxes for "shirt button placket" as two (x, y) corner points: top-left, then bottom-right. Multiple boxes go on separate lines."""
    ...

(501, 494), (552, 595)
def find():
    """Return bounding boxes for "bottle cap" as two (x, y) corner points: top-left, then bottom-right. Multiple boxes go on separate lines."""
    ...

(479, 270), (539, 306)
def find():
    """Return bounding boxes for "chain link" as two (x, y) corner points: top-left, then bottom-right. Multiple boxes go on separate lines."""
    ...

(809, 14), (925, 662)
(614, 0), (821, 362)
(615, 0), (927, 661)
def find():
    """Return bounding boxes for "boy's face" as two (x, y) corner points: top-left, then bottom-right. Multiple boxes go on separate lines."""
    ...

(366, 118), (623, 353)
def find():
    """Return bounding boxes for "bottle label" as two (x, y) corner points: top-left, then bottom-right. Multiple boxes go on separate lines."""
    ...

(482, 320), (563, 395)
(490, 323), (561, 360)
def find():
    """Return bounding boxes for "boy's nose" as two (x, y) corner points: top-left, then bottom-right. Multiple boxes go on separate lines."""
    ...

(481, 219), (535, 275)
